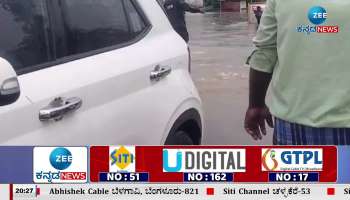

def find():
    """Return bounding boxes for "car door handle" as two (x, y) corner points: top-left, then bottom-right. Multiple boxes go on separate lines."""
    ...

(39, 97), (82, 122)
(150, 65), (172, 81)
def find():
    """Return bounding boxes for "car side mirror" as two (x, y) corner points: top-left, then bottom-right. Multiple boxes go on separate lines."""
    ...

(0, 58), (20, 106)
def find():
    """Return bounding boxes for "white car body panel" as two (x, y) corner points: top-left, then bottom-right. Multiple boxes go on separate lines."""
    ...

(0, 0), (203, 145)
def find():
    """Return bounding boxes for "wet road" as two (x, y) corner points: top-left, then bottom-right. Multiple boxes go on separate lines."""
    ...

(187, 13), (273, 145)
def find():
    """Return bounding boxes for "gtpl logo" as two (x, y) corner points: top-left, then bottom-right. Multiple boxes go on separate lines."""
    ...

(261, 148), (323, 171)
(262, 149), (278, 171)
(33, 147), (88, 183)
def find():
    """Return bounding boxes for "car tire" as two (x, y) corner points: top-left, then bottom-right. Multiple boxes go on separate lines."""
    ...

(165, 130), (194, 145)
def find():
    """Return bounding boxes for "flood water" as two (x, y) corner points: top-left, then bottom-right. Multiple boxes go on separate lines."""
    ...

(187, 12), (273, 145)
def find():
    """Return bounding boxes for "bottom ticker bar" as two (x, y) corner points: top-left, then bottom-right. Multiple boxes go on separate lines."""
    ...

(7, 184), (350, 200)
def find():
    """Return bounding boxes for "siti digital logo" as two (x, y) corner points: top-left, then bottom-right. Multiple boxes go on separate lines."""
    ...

(261, 148), (323, 171)
(33, 147), (88, 183)
(163, 149), (246, 173)
(297, 6), (339, 34)
(109, 146), (135, 172)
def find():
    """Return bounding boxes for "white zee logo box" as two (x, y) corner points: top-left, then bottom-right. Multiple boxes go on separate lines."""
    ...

(33, 147), (88, 183)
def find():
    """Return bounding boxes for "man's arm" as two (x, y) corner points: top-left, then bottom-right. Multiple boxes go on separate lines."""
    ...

(249, 69), (272, 108)
(245, 0), (277, 140)
(245, 69), (273, 140)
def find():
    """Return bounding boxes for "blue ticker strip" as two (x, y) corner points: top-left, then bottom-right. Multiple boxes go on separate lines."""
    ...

(337, 146), (350, 183)
(0, 146), (33, 183)
(269, 172), (319, 182)
(99, 172), (149, 182)
(184, 173), (234, 182)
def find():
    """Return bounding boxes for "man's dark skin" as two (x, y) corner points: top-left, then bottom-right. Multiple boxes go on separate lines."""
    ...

(244, 68), (274, 140)
(163, 0), (204, 42)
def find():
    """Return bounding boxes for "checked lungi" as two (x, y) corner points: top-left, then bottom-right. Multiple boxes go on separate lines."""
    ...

(273, 118), (350, 145)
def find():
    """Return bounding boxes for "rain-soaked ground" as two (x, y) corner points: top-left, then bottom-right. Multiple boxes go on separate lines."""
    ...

(187, 12), (273, 145)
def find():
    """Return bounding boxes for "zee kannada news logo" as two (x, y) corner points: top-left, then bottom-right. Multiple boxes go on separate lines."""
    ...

(296, 6), (339, 34)
(262, 148), (323, 171)
(109, 146), (135, 172)
(34, 147), (87, 183)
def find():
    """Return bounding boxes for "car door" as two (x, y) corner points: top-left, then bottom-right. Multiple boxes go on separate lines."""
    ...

(0, 0), (191, 145)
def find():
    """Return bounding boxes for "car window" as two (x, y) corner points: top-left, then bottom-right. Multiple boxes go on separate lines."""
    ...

(57, 0), (148, 57)
(0, 0), (52, 74)
(123, 0), (146, 34)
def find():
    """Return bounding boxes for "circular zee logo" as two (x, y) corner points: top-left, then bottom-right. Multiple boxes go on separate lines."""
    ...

(49, 147), (72, 170)
(308, 6), (327, 25)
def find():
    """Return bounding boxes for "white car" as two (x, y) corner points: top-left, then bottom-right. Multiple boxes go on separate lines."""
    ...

(0, 0), (203, 145)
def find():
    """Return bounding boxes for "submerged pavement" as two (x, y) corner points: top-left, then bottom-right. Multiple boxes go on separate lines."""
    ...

(187, 12), (273, 145)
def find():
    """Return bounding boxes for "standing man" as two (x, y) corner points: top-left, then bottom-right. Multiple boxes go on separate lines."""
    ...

(254, 6), (263, 26)
(245, 0), (350, 145)
(163, 0), (204, 43)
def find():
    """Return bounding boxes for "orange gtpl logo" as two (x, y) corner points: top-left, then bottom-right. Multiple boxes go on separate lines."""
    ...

(262, 149), (278, 171)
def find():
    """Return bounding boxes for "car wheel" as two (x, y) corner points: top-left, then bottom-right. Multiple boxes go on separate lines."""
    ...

(165, 130), (194, 145)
